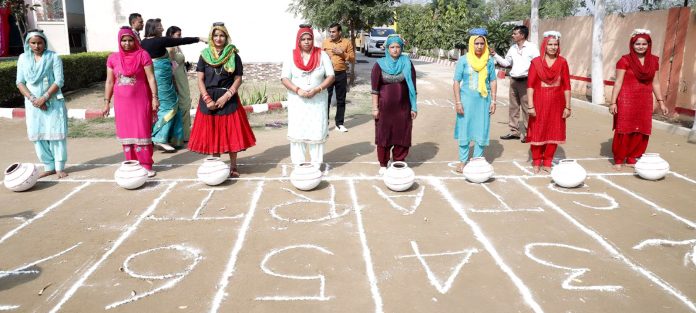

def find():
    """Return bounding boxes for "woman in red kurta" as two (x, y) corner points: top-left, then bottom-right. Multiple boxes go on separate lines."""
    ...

(527, 31), (570, 174)
(609, 29), (668, 170)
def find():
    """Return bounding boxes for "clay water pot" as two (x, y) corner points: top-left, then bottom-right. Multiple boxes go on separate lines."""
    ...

(290, 163), (322, 191)
(197, 157), (230, 186)
(551, 159), (587, 188)
(114, 160), (148, 190)
(463, 157), (494, 183)
(3, 163), (40, 192)
(383, 161), (416, 192)
(635, 153), (669, 181)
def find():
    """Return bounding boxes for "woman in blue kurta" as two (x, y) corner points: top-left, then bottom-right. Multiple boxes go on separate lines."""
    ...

(15, 29), (68, 178)
(452, 29), (497, 173)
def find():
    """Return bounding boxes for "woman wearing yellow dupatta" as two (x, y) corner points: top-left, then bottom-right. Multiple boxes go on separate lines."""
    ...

(452, 28), (497, 173)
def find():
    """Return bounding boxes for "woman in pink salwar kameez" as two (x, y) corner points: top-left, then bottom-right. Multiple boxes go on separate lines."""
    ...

(102, 26), (160, 177)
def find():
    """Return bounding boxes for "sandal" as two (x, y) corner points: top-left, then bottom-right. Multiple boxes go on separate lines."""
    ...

(455, 162), (465, 174)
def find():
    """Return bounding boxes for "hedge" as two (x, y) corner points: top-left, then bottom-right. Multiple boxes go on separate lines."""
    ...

(0, 51), (111, 107)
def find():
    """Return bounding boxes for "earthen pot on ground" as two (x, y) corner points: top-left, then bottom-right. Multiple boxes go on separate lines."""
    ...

(463, 157), (494, 183)
(635, 153), (669, 181)
(114, 160), (148, 190)
(197, 157), (230, 186)
(551, 159), (587, 188)
(4, 162), (40, 192)
(383, 161), (416, 192)
(290, 163), (322, 191)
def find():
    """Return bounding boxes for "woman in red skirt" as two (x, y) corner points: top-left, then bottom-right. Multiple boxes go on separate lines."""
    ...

(527, 31), (570, 174)
(189, 22), (256, 177)
(608, 29), (668, 170)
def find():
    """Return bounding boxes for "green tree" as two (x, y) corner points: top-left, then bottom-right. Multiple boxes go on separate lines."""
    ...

(288, 0), (396, 84)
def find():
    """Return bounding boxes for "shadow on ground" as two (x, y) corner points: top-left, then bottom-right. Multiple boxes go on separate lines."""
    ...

(157, 150), (208, 172)
(237, 144), (290, 174)
(409, 142), (439, 167)
(324, 141), (374, 169)
(484, 140), (504, 163)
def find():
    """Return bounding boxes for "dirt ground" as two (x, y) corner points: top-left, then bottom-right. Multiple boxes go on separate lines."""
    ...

(2, 54), (696, 313)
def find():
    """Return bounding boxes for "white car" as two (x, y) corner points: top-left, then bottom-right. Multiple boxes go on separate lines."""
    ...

(362, 27), (396, 57)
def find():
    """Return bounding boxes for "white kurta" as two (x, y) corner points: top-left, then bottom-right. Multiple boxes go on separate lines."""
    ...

(282, 51), (334, 144)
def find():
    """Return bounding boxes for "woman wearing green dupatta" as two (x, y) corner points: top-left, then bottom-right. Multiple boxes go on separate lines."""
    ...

(140, 18), (205, 151)
(189, 22), (256, 178)
(15, 29), (68, 178)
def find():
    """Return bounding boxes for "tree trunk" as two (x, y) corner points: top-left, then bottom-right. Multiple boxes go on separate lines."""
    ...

(530, 0), (540, 44)
(592, 0), (605, 106)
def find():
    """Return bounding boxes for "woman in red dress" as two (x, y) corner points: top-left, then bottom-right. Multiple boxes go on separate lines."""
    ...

(609, 29), (668, 170)
(526, 31), (570, 174)
(188, 23), (256, 177)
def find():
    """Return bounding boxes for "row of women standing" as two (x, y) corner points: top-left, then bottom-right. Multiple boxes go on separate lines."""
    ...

(14, 25), (668, 179)
(104, 22), (255, 177)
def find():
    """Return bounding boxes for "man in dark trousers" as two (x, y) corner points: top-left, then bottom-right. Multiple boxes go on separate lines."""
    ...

(322, 23), (355, 132)
(491, 25), (539, 143)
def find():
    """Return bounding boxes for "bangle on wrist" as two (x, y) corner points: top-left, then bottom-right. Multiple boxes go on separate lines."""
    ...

(295, 87), (300, 93)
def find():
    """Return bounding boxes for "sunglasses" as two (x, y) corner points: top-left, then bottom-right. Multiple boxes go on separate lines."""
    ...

(213, 22), (225, 26)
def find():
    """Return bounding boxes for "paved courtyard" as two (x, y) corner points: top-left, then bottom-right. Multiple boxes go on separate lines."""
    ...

(1, 56), (696, 312)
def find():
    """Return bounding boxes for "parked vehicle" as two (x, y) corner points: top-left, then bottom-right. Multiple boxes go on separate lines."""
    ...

(362, 27), (395, 57)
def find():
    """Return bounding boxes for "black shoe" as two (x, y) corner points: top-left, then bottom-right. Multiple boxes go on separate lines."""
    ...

(521, 137), (528, 143)
(500, 133), (521, 140)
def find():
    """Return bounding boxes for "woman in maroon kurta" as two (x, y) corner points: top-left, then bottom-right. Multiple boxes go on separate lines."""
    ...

(527, 31), (571, 173)
(609, 30), (668, 170)
(371, 35), (417, 175)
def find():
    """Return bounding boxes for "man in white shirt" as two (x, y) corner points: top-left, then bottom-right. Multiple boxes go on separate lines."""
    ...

(491, 25), (539, 142)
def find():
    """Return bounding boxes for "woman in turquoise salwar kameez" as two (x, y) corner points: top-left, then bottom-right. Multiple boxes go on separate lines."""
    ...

(452, 28), (497, 173)
(15, 29), (68, 178)
(141, 18), (204, 151)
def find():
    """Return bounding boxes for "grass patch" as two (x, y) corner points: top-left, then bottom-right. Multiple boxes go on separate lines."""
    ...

(68, 117), (116, 138)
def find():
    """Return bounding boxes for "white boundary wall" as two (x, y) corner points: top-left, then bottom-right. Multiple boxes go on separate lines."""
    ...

(83, 0), (317, 63)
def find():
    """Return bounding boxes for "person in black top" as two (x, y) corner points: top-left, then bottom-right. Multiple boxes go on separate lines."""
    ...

(188, 22), (256, 178)
(140, 18), (206, 151)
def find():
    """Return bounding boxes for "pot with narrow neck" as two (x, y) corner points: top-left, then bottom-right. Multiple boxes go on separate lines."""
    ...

(383, 161), (416, 192)
(197, 157), (230, 186)
(551, 159), (587, 188)
(290, 163), (322, 191)
(114, 160), (148, 190)
(4, 163), (40, 192)
(635, 153), (669, 181)
(462, 157), (494, 183)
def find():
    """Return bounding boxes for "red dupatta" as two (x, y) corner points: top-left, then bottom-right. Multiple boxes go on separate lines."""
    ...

(532, 35), (566, 85)
(626, 33), (659, 82)
(292, 27), (321, 72)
